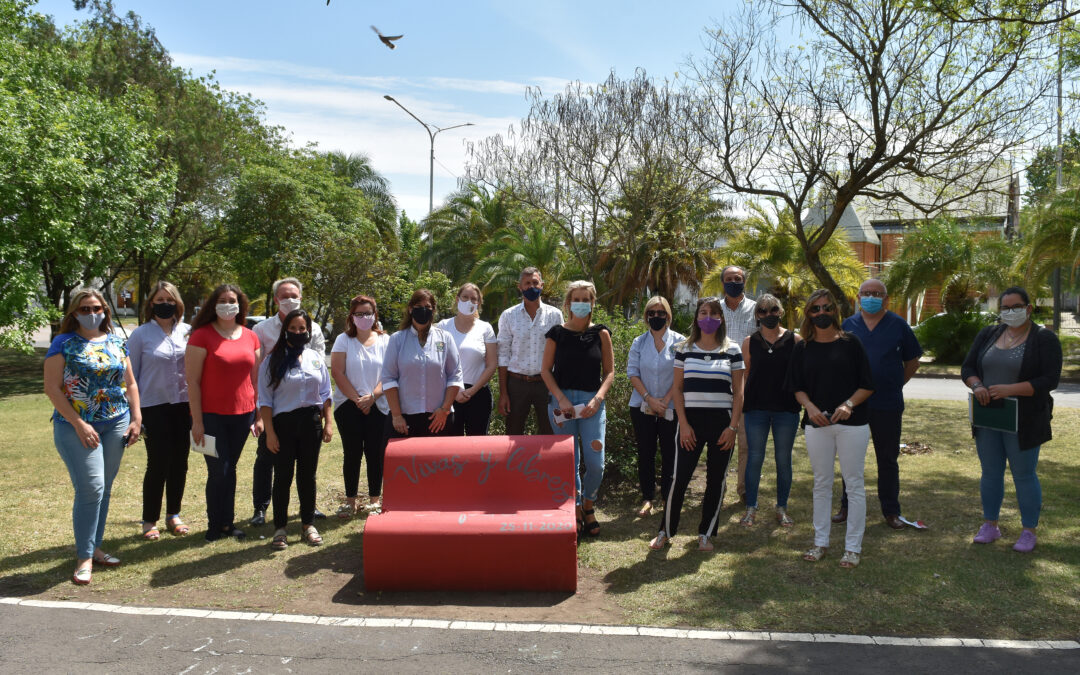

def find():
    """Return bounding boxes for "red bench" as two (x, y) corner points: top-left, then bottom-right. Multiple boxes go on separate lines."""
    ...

(363, 434), (578, 592)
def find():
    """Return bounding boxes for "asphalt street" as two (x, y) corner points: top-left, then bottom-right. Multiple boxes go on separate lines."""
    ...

(903, 376), (1080, 408)
(0, 603), (1075, 674)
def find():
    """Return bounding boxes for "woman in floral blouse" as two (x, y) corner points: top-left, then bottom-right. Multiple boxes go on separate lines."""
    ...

(44, 289), (141, 585)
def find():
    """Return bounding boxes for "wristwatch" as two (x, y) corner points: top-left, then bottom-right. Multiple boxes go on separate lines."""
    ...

(844, 399), (854, 408)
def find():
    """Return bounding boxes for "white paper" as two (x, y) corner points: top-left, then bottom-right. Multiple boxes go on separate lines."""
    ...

(190, 432), (218, 458)
(639, 402), (675, 421)
(553, 403), (588, 427)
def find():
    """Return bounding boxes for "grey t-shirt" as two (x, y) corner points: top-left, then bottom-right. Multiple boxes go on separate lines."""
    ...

(980, 343), (1025, 387)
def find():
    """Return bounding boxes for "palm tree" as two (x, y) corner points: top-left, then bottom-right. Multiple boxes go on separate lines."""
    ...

(323, 150), (397, 246)
(703, 202), (866, 327)
(420, 184), (519, 282)
(1019, 190), (1080, 290)
(471, 217), (579, 311)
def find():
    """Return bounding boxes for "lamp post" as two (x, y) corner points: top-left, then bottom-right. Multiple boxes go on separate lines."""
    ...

(383, 95), (473, 215)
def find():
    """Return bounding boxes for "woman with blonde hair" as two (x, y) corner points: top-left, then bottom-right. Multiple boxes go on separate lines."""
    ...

(437, 283), (497, 436)
(127, 281), (192, 539)
(541, 280), (614, 536)
(786, 289), (874, 568)
(626, 295), (684, 518)
(44, 289), (141, 584)
(649, 296), (744, 552)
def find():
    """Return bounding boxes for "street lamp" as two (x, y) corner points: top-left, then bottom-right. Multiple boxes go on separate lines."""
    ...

(384, 95), (473, 215)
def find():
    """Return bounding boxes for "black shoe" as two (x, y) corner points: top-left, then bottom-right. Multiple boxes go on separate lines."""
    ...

(312, 508), (327, 520)
(249, 509), (266, 527)
(225, 525), (246, 541)
(832, 507), (848, 524)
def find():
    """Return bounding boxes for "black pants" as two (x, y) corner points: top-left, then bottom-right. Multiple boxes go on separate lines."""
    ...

(141, 402), (191, 523)
(203, 410), (254, 534)
(505, 375), (553, 435)
(252, 431), (273, 512)
(448, 385), (492, 436)
(390, 412), (456, 439)
(630, 406), (676, 502)
(334, 401), (388, 498)
(841, 407), (902, 517)
(270, 407), (323, 529)
(660, 408), (732, 537)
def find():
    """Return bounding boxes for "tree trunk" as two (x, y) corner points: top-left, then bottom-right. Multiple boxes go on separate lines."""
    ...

(804, 246), (854, 317)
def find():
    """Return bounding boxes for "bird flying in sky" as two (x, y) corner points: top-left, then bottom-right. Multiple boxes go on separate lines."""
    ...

(371, 25), (404, 50)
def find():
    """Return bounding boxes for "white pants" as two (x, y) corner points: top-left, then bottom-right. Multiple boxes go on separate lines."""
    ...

(805, 424), (870, 553)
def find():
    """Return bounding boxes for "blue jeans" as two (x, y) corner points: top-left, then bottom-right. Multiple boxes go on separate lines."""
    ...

(975, 427), (1041, 528)
(742, 410), (799, 509)
(548, 389), (605, 504)
(54, 413), (129, 559)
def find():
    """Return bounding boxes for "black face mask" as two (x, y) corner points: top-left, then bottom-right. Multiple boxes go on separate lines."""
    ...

(521, 287), (542, 302)
(411, 306), (434, 325)
(759, 315), (780, 329)
(285, 331), (310, 349)
(811, 314), (834, 329)
(647, 316), (667, 332)
(151, 302), (176, 320)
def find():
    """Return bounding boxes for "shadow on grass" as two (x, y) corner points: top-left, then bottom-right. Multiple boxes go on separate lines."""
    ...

(0, 348), (45, 400)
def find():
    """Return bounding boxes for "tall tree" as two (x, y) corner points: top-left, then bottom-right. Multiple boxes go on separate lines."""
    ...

(683, 0), (1057, 314)
(420, 184), (521, 283)
(471, 219), (579, 313)
(324, 150), (398, 245)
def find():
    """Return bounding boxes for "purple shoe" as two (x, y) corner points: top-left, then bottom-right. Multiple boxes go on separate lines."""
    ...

(973, 522), (1002, 544)
(1012, 530), (1036, 553)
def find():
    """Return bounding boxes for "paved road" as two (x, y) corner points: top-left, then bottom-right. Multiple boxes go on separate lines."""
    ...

(0, 602), (1075, 674)
(904, 376), (1080, 408)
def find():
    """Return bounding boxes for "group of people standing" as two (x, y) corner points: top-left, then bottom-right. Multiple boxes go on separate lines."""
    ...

(44, 263), (1061, 585)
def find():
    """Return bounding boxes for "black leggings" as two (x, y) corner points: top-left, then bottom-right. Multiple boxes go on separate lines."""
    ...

(334, 401), (388, 498)
(448, 385), (492, 436)
(141, 402), (191, 523)
(270, 407), (323, 529)
(629, 406), (676, 502)
(660, 408), (733, 537)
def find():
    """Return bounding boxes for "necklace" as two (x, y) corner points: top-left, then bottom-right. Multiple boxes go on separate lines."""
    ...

(1002, 326), (1028, 348)
(760, 331), (782, 354)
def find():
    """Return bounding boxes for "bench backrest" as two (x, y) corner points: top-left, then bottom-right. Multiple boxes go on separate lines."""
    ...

(381, 435), (576, 512)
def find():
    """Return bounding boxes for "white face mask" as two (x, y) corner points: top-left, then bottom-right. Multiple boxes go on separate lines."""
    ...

(278, 297), (301, 314)
(1000, 307), (1028, 327)
(216, 302), (240, 320)
(457, 299), (477, 316)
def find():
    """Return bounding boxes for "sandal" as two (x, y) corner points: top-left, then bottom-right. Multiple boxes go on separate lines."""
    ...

(302, 525), (323, 546)
(739, 507), (757, 527)
(649, 531), (670, 550)
(637, 500), (654, 518)
(271, 529), (289, 551)
(93, 552), (121, 567)
(142, 523), (160, 540)
(336, 503), (356, 519)
(839, 551), (860, 568)
(776, 508), (794, 528)
(698, 534), (714, 552)
(364, 499), (382, 514)
(72, 568), (92, 585)
(802, 546), (827, 562)
(166, 516), (190, 536)
(581, 508), (600, 537)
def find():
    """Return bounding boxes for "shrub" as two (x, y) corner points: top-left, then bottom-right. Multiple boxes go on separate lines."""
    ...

(914, 311), (996, 364)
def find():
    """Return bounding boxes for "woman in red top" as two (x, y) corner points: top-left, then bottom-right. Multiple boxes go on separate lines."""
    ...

(185, 284), (262, 542)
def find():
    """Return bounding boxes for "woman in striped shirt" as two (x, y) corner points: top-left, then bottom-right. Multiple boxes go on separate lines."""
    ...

(649, 296), (744, 552)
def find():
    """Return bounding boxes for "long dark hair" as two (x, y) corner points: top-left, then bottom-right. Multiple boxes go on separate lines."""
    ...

(190, 284), (248, 331)
(681, 296), (728, 349)
(267, 309), (312, 389)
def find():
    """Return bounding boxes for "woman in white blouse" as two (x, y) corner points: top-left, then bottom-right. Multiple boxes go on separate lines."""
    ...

(437, 283), (497, 436)
(331, 294), (391, 517)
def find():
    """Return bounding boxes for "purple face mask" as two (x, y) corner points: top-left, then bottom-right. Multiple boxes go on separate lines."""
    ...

(697, 315), (722, 335)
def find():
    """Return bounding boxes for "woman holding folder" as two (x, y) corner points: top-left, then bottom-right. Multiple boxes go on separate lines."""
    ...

(961, 286), (1062, 553)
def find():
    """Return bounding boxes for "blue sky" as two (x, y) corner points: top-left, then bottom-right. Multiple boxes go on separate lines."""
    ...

(36, 0), (738, 220)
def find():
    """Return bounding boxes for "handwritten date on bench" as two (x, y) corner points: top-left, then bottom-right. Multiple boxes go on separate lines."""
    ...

(498, 521), (574, 532)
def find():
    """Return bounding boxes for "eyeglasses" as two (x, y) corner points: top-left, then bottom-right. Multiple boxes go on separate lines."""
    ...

(756, 307), (781, 316)
(352, 311), (375, 318)
(859, 291), (885, 298)
(1001, 304), (1027, 311)
(77, 305), (104, 315)
(808, 303), (834, 314)
(645, 310), (668, 318)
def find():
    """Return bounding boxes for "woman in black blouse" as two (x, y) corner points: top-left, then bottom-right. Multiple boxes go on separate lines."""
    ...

(740, 293), (802, 528)
(541, 280), (614, 537)
(786, 290), (874, 568)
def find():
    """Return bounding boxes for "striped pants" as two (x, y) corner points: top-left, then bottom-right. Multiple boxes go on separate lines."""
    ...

(660, 407), (733, 537)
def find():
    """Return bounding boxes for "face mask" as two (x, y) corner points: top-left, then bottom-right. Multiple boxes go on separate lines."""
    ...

(216, 302), (239, 320)
(811, 314), (834, 329)
(723, 281), (745, 298)
(285, 331), (309, 349)
(411, 306), (434, 325)
(151, 302), (176, 320)
(570, 301), (593, 318)
(278, 297), (301, 314)
(76, 312), (105, 331)
(457, 299), (477, 315)
(647, 316), (667, 332)
(353, 315), (375, 331)
(1000, 308), (1028, 327)
(522, 287), (542, 302)
(859, 296), (884, 314)
(697, 316), (722, 334)
(759, 315), (780, 329)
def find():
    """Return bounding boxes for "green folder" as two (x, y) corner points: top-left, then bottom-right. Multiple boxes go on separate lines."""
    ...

(968, 394), (1019, 433)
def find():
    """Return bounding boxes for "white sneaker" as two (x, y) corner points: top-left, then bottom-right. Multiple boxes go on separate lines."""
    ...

(698, 534), (714, 552)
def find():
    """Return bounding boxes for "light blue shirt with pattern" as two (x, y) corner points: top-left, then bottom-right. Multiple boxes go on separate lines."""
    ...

(381, 326), (464, 415)
(257, 348), (332, 416)
(626, 328), (685, 410)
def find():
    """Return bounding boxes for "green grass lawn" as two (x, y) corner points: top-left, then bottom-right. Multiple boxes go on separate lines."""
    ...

(1, 349), (1077, 639)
